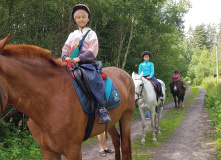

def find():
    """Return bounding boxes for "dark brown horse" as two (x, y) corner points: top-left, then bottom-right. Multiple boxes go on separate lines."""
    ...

(169, 80), (186, 108)
(0, 34), (135, 160)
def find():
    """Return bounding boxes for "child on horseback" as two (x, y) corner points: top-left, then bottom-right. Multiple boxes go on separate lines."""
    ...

(138, 51), (164, 119)
(172, 70), (180, 81)
(138, 51), (164, 100)
(61, 4), (111, 124)
(172, 70), (185, 88)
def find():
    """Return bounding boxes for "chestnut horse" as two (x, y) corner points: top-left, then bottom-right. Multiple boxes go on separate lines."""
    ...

(0, 34), (135, 160)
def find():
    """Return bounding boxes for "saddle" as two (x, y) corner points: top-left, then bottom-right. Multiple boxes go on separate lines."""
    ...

(65, 60), (121, 141)
(148, 79), (161, 99)
(73, 63), (96, 111)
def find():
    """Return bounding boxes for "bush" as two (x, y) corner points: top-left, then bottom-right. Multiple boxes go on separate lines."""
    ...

(201, 77), (221, 159)
(0, 120), (43, 159)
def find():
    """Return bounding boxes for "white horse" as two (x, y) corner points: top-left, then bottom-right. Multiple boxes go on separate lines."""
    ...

(132, 72), (166, 144)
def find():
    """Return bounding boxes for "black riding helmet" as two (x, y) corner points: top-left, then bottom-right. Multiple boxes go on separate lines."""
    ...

(141, 51), (151, 59)
(72, 4), (90, 23)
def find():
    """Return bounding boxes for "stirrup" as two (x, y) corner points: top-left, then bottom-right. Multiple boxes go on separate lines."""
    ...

(97, 108), (111, 124)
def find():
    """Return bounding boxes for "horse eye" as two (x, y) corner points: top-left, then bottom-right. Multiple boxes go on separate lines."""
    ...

(140, 84), (142, 86)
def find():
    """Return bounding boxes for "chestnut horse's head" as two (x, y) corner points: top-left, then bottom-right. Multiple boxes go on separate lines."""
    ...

(0, 34), (10, 113)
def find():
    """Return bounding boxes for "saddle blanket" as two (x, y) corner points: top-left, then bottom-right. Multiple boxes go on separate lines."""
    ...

(69, 71), (121, 114)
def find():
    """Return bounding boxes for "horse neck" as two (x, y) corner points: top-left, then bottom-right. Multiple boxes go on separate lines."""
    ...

(1, 56), (64, 122)
(142, 79), (155, 99)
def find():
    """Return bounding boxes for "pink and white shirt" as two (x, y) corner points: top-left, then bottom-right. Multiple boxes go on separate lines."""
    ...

(172, 74), (180, 81)
(61, 27), (98, 63)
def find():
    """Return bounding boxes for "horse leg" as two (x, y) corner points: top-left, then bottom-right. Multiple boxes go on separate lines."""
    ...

(150, 110), (157, 142)
(156, 107), (163, 135)
(108, 126), (121, 160)
(138, 106), (146, 144)
(41, 148), (61, 160)
(178, 97), (181, 108)
(119, 111), (133, 160)
(181, 95), (185, 107)
(28, 120), (62, 160)
(173, 96), (177, 108)
(64, 145), (82, 160)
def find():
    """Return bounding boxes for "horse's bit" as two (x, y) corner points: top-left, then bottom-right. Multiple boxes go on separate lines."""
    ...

(0, 83), (8, 113)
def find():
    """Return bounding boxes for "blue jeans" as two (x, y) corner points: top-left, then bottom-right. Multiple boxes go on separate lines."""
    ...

(145, 110), (150, 118)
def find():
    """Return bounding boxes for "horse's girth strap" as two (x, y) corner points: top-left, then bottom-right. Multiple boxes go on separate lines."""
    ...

(0, 83), (8, 113)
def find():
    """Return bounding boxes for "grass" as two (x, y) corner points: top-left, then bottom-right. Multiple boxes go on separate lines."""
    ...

(132, 85), (200, 159)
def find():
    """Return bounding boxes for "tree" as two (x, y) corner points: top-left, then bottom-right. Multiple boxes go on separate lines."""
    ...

(192, 24), (209, 50)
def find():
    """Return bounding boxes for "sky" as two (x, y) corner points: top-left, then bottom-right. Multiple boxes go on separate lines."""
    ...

(183, 0), (221, 32)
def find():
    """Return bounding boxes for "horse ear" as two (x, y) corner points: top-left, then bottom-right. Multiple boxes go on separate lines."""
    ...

(0, 34), (10, 54)
(132, 72), (135, 78)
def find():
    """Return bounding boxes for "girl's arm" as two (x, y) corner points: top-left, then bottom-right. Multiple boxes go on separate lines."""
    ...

(138, 64), (142, 75)
(150, 63), (154, 77)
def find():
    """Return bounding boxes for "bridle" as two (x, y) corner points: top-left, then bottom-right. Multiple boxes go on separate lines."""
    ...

(135, 80), (144, 102)
(0, 83), (8, 113)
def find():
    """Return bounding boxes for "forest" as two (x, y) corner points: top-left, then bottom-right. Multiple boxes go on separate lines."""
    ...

(0, 0), (221, 159)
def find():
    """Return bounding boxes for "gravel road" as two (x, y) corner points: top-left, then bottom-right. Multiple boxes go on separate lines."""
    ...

(63, 86), (217, 160)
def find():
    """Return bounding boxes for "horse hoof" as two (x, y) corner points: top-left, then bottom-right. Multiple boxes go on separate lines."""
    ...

(141, 139), (145, 145)
(152, 138), (157, 142)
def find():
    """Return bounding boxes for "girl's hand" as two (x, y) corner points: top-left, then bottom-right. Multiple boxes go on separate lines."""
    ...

(146, 76), (151, 79)
(71, 57), (80, 64)
(65, 57), (72, 61)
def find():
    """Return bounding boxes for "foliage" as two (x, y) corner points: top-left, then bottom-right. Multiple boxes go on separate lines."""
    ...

(187, 45), (218, 84)
(0, 0), (191, 83)
(0, 120), (42, 159)
(201, 78), (221, 159)
(185, 23), (221, 84)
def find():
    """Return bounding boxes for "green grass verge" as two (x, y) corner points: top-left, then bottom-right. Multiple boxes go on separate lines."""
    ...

(132, 85), (200, 159)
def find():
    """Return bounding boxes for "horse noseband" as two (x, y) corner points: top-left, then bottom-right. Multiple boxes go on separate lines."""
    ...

(135, 82), (144, 101)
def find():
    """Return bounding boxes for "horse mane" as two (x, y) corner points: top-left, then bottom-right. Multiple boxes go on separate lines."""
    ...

(3, 44), (52, 59)
(2, 44), (67, 67)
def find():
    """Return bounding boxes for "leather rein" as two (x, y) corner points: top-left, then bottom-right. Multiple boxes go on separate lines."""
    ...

(0, 83), (8, 113)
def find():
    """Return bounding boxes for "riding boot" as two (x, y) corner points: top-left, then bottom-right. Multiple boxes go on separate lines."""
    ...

(98, 107), (111, 124)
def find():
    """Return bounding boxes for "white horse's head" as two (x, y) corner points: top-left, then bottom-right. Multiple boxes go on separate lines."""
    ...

(132, 72), (144, 102)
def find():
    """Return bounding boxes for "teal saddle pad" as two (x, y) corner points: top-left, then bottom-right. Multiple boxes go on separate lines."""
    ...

(70, 75), (121, 114)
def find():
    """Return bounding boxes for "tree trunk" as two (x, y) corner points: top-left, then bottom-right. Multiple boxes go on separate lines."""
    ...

(122, 15), (134, 70)
(116, 19), (127, 68)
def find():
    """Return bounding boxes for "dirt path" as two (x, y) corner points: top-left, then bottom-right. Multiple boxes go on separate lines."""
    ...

(63, 86), (217, 160)
(148, 86), (217, 160)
